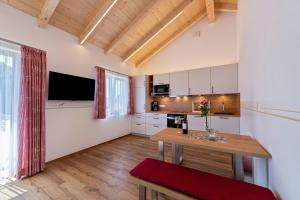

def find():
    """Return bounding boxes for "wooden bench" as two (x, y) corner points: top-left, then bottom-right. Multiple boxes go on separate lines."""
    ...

(130, 158), (276, 200)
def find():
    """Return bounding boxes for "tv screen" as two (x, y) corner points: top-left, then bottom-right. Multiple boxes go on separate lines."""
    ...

(48, 71), (95, 100)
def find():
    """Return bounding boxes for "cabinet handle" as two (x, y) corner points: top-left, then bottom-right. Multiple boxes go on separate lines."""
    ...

(220, 117), (229, 119)
(136, 116), (141, 118)
(193, 115), (202, 118)
(211, 86), (214, 94)
(153, 113), (159, 115)
(153, 125), (159, 128)
(153, 117), (159, 119)
(136, 123), (142, 126)
(188, 88), (191, 95)
(158, 83), (164, 85)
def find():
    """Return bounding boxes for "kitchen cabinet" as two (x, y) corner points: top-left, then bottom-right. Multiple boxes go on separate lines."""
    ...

(146, 113), (167, 125)
(188, 68), (211, 95)
(134, 76), (146, 88)
(146, 124), (167, 136)
(131, 113), (146, 135)
(131, 123), (146, 135)
(134, 87), (146, 114)
(153, 73), (170, 85)
(210, 116), (240, 134)
(145, 113), (167, 135)
(211, 63), (238, 94)
(170, 71), (189, 96)
(187, 115), (210, 131)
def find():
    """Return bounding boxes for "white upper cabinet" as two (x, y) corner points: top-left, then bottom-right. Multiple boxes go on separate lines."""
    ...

(153, 73), (170, 85)
(210, 116), (240, 134)
(188, 68), (211, 95)
(170, 71), (189, 96)
(134, 76), (146, 88)
(211, 63), (238, 94)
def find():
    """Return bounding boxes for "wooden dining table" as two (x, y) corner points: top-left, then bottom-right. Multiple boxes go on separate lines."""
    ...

(150, 128), (272, 187)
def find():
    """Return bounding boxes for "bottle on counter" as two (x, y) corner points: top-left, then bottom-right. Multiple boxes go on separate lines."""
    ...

(182, 114), (188, 134)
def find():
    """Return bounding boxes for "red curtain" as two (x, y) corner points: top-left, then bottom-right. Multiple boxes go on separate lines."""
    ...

(127, 76), (134, 115)
(94, 67), (106, 119)
(17, 46), (46, 179)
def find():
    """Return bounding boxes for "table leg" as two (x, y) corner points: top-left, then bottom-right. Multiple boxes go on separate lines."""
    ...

(139, 185), (146, 200)
(179, 144), (183, 164)
(158, 141), (164, 161)
(172, 144), (178, 164)
(172, 144), (183, 165)
(253, 157), (269, 187)
(233, 154), (244, 180)
(151, 190), (158, 200)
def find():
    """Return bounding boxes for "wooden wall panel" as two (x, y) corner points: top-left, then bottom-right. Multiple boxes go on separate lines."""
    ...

(131, 0), (206, 65)
(50, 0), (106, 37)
(2, 0), (238, 65)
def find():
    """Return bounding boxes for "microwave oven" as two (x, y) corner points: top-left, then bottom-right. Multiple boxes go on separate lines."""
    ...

(153, 84), (169, 96)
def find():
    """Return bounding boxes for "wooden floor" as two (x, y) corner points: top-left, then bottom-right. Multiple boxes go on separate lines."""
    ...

(0, 135), (233, 200)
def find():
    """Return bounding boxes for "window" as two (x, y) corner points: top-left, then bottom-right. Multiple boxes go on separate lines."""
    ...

(105, 71), (128, 118)
(0, 41), (21, 178)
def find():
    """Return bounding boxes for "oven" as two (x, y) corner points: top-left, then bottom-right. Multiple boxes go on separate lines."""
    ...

(167, 114), (185, 128)
(153, 84), (169, 96)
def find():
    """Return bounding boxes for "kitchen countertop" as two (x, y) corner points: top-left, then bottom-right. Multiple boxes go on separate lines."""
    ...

(146, 110), (240, 117)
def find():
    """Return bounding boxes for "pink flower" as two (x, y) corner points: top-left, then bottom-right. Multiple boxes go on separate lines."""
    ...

(200, 99), (208, 105)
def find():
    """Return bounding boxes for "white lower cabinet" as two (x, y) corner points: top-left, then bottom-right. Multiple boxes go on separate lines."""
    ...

(131, 113), (146, 135)
(146, 124), (167, 135)
(145, 113), (167, 135)
(210, 116), (240, 134)
(131, 113), (167, 136)
(187, 115), (209, 131)
(187, 114), (240, 134)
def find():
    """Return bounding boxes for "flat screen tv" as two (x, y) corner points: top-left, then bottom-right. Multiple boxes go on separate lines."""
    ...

(48, 71), (95, 100)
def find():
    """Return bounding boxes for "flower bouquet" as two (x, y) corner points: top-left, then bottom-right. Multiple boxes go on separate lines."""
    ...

(199, 98), (209, 130)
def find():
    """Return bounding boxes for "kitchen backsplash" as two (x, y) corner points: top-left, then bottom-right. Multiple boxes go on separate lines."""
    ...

(153, 94), (240, 115)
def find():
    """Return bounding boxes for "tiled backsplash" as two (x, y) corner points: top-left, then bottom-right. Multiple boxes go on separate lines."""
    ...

(153, 94), (240, 114)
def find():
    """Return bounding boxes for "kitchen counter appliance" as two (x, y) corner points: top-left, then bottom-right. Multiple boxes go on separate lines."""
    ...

(151, 101), (159, 111)
(153, 84), (169, 96)
(167, 113), (185, 128)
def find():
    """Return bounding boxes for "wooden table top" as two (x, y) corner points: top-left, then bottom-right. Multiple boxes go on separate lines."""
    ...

(150, 128), (271, 158)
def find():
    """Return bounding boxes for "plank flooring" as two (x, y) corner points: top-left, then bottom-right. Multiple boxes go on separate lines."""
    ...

(0, 135), (233, 200)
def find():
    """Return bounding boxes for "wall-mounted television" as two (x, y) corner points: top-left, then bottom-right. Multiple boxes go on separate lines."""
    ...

(48, 71), (95, 100)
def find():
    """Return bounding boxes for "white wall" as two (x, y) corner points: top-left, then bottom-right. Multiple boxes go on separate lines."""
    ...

(238, 1), (300, 199)
(139, 12), (237, 74)
(0, 3), (138, 161)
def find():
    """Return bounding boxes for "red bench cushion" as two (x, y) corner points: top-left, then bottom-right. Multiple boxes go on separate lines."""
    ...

(130, 158), (276, 200)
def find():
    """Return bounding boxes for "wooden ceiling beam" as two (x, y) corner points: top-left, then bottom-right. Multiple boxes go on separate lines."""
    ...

(205, 0), (215, 23)
(215, 2), (237, 12)
(122, 0), (193, 63)
(136, 10), (206, 66)
(79, 0), (118, 45)
(37, 0), (61, 28)
(104, 0), (161, 54)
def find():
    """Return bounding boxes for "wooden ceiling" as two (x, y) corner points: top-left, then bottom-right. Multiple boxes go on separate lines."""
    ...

(1, 0), (237, 66)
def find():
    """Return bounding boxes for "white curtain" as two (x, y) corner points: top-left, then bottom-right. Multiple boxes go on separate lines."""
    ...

(0, 41), (21, 178)
(106, 71), (128, 118)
